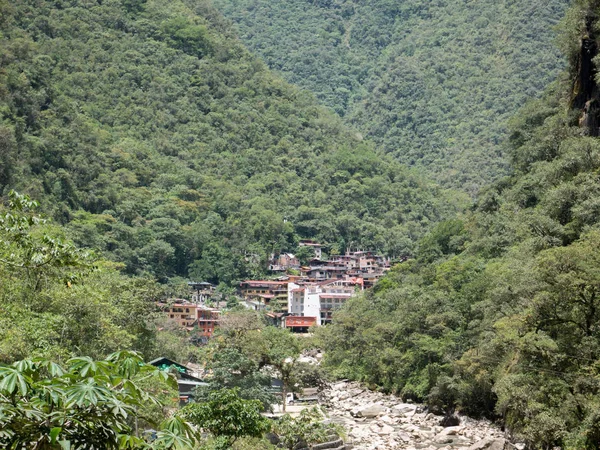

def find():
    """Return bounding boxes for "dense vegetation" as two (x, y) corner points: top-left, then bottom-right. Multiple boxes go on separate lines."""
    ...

(6, 0), (600, 448)
(212, 0), (569, 193)
(319, 1), (600, 447)
(0, 191), (167, 363)
(0, 192), (333, 448)
(0, 0), (460, 286)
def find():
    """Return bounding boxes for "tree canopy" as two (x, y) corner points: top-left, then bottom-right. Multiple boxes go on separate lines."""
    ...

(212, 0), (569, 194)
(317, 1), (600, 447)
(0, 0), (460, 285)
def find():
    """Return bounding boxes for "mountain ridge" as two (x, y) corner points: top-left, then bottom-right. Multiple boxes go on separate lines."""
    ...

(212, 0), (570, 193)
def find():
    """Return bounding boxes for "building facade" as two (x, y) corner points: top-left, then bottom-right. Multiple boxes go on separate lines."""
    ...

(287, 279), (356, 326)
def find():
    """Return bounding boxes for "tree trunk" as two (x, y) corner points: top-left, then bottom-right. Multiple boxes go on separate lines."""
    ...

(282, 383), (287, 413)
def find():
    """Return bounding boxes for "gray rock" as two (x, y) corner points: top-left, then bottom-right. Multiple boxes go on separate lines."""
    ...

(437, 426), (464, 436)
(434, 435), (454, 444)
(355, 404), (386, 418)
(440, 414), (461, 427)
(378, 424), (394, 435)
(468, 438), (507, 450)
(395, 431), (412, 442)
(391, 403), (417, 416)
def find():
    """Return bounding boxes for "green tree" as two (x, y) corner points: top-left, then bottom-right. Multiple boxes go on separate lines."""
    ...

(181, 388), (270, 449)
(0, 191), (93, 293)
(271, 408), (342, 450)
(255, 327), (301, 413)
(194, 347), (276, 411)
(0, 351), (196, 449)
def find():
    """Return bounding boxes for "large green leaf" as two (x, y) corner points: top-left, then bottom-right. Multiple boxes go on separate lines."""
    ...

(0, 366), (31, 396)
(67, 357), (112, 378)
(64, 380), (111, 407)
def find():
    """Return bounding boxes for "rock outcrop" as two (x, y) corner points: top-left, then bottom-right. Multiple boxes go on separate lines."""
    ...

(321, 381), (516, 450)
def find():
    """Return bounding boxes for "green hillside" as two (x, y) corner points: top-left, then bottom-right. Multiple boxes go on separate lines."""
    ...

(0, 0), (460, 284)
(212, 0), (569, 193)
(319, 1), (600, 447)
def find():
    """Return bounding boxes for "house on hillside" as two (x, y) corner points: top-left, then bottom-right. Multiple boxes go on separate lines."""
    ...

(239, 280), (289, 312)
(149, 357), (207, 405)
(283, 315), (317, 332)
(160, 302), (220, 340)
(163, 302), (198, 329)
(268, 253), (300, 272)
(188, 281), (215, 303)
(299, 240), (323, 260)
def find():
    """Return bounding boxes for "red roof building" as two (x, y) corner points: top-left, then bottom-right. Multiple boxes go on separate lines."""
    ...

(284, 316), (317, 332)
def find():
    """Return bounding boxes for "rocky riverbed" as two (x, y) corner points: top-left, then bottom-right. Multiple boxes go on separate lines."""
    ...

(320, 381), (518, 450)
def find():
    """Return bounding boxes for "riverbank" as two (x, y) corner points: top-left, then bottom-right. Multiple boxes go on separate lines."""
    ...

(321, 381), (518, 450)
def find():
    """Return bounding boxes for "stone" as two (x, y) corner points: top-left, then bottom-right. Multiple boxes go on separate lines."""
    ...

(355, 404), (387, 418)
(395, 431), (412, 442)
(434, 435), (454, 444)
(321, 381), (506, 450)
(392, 403), (417, 416)
(379, 414), (395, 424)
(437, 426), (464, 436)
(378, 424), (395, 435)
(440, 414), (461, 427)
(468, 438), (507, 450)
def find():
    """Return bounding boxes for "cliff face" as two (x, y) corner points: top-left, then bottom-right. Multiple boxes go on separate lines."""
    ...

(572, 8), (600, 135)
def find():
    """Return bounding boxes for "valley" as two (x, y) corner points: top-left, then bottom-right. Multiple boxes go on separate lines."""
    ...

(3, 0), (600, 448)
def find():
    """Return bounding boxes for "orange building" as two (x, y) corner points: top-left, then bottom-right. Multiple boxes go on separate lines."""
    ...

(165, 303), (198, 329)
(196, 306), (220, 338)
(162, 302), (220, 338)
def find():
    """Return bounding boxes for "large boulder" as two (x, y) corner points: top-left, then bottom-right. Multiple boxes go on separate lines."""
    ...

(391, 403), (417, 417)
(437, 426), (464, 436)
(468, 438), (508, 450)
(440, 414), (461, 427)
(354, 404), (386, 418)
(378, 424), (394, 435)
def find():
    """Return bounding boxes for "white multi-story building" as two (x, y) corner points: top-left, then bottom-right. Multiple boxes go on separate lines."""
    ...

(287, 279), (357, 326)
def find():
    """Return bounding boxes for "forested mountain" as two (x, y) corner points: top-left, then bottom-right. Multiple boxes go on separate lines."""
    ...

(319, 1), (600, 447)
(212, 0), (569, 193)
(0, 0), (460, 285)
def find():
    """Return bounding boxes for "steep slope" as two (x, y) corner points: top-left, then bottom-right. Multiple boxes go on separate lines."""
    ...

(212, 0), (569, 193)
(0, 0), (458, 284)
(320, 2), (600, 447)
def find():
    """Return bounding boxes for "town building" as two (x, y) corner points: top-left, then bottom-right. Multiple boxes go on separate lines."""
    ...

(149, 357), (207, 405)
(196, 305), (220, 339)
(268, 253), (300, 272)
(283, 315), (317, 332)
(239, 279), (289, 312)
(300, 250), (391, 288)
(188, 281), (215, 303)
(287, 279), (358, 327)
(163, 302), (199, 329)
(161, 302), (220, 339)
(298, 240), (323, 260)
